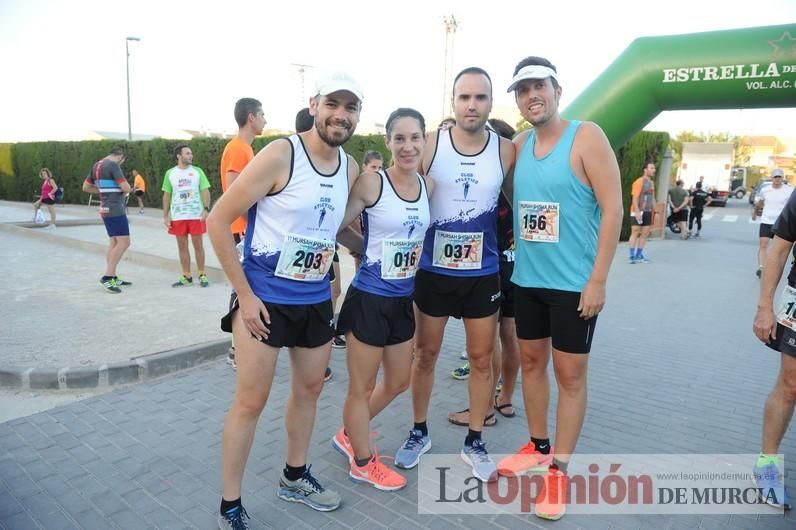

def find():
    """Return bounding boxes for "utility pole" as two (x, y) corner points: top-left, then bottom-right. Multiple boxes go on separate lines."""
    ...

(441, 15), (458, 119)
(291, 63), (314, 107)
(125, 36), (141, 141)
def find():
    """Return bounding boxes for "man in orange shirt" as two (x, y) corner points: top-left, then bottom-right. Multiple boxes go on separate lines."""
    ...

(628, 162), (657, 263)
(220, 98), (267, 368)
(132, 169), (147, 214)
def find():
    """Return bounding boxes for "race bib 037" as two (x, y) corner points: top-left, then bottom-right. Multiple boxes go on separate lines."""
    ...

(432, 230), (483, 270)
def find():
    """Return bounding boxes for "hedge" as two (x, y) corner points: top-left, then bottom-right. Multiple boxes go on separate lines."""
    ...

(0, 130), (668, 242)
(0, 134), (390, 207)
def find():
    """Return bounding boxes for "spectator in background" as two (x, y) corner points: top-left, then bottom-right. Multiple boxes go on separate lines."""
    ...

(162, 145), (212, 288)
(753, 168), (793, 278)
(687, 181), (712, 239)
(33, 168), (57, 229)
(295, 107), (313, 133)
(438, 117), (456, 130)
(132, 170), (147, 215)
(667, 179), (689, 240)
(628, 162), (656, 263)
(83, 147), (132, 293)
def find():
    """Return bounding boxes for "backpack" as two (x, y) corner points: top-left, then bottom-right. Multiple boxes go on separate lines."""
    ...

(54, 187), (64, 201)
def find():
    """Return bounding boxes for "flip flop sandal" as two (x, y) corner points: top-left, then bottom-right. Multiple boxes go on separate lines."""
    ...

(494, 395), (516, 418)
(447, 408), (498, 427)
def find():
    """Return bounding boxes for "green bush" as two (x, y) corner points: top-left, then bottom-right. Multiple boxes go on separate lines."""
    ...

(0, 134), (390, 207)
(615, 131), (670, 241)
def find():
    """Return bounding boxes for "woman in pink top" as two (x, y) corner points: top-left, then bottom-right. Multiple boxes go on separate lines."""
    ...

(33, 168), (57, 228)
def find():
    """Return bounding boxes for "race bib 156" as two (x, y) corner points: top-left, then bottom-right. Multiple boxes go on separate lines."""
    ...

(432, 230), (483, 270)
(274, 234), (335, 281)
(518, 201), (559, 243)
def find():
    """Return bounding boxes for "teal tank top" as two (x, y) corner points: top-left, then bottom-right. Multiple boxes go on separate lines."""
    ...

(511, 120), (600, 293)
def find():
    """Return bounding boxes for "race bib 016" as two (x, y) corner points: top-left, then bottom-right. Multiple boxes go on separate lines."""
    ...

(518, 201), (559, 243)
(381, 239), (423, 279)
(432, 230), (483, 270)
(776, 285), (796, 329)
(274, 234), (335, 282)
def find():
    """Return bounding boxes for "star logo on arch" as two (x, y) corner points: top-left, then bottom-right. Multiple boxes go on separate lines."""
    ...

(769, 31), (796, 60)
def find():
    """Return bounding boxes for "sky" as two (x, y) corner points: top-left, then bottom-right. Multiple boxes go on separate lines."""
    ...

(1, 0), (795, 144)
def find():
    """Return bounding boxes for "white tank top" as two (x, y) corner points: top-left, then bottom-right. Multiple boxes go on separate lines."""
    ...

(419, 128), (503, 276)
(242, 135), (349, 304)
(353, 170), (430, 297)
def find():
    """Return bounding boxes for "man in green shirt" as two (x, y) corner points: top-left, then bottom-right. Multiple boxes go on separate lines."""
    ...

(667, 179), (690, 240)
(162, 145), (212, 287)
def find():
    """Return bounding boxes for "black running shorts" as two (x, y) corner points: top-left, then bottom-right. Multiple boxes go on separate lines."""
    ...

(499, 262), (515, 319)
(760, 223), (774, 239)
(222, 294), (334, 349)
(336, 286), (414, 347)
(630, 211), (653, 227)
(765, 323), (796, 358)
(414, 269), (501, 319)
(514, 286), (597, 354)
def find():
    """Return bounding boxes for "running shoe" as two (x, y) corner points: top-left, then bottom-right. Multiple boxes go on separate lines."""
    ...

(100, 278), (121, 294)
(332, 335), (347, 349)
(461, 439), (497, 482)
(395, 429), (431, 469)
(451, 362), (470, 380)
(497, 441), (554, 476)
(636, 254), (650, 264)
(752, 460), (792, 509)
(331, 427), (354, 463)
(172, 275), (193, 287)
(218, 504), (250, 529)
(628, 255), (638, 264)
(756, 267), (763, 279)
(349, 451), (406, 491)
(277, 465), (341, 512)
(226, 348), (236, 370)
(44, 224), (56, 230)
(114, 277), (133, 286)
(536, 468), (568, 520)
(324, 367), (332, 382)
(138, 209), (145, 215)
(199, 273), (209, 287)
(459, 349), (468, 360)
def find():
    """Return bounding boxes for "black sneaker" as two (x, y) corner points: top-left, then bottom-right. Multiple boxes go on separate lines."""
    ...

(324, 367), (332, 382)
(332, 335), (347, 349)
(218, 504), (250, 529)
(114, 277), (132, 286)
(100, 278), (121, 294)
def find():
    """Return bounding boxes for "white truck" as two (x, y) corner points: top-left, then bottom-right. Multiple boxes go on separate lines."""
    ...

(677, 142), (736, 207)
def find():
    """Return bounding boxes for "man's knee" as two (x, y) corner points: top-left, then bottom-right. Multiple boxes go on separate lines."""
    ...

(413, 346), (440, 372)
(780, 364), (796, 401)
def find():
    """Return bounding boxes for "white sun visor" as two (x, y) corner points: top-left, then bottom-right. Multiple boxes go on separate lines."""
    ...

(506, 65), (559, 93)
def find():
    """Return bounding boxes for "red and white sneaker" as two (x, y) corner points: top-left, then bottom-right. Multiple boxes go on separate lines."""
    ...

(535, 468), (568, 520)
(497, 441), (553, 476)
(349, 452), (406, 491)
(331, 427), (354, 463)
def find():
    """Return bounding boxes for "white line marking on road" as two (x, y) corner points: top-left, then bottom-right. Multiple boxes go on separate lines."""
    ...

(703, 213), (714, 220)
(722, 215), (738, 222)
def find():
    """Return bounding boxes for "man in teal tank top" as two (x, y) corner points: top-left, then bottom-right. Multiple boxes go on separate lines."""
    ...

(497, 56), (623, 521)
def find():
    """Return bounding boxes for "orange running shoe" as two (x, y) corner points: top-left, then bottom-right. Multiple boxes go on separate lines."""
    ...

(535, 468), (567, 520)
(331, 427), (354, 463)
(497, 441), (553, 477)
(349, 451), (406, 491)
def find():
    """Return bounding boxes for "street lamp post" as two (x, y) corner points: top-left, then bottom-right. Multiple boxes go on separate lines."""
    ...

(126, 36), (141, 141)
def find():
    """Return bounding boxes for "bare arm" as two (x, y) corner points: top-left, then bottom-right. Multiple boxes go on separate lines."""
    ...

(200, 188), (211, 220)
(578, 122), (624, 318)
(506, 130), (530, 205)
(336, 171), (380, 253)
(419, 129), (439, 176)
(82, 180), (98, 193)
(162, 192), (172, 229)
(118, 180), (132, 194)
(226, 171), (240, 188)
(754, 236), (792, 343)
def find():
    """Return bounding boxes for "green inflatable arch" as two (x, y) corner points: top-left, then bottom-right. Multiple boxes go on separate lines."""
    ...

(562, 23), (796, 148)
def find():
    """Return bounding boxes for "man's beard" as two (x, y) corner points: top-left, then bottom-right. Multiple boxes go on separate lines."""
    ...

(316, 119), (354, 147)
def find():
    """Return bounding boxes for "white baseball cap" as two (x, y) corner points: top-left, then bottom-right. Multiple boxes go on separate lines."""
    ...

(506, 65), (559, 93)
(772, 168), (785, 178)
(315, 71), (364, 102)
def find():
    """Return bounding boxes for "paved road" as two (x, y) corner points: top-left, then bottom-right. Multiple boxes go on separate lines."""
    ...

(2, 198), (795, 528)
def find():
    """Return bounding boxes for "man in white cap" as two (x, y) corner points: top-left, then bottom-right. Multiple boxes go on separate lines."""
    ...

(497, 56), (623, 521)
(754, 168), (793, 278)
(208, 71), (363, 528)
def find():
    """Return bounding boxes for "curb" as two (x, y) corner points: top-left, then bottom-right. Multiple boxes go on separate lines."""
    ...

(0, 339), (231, 390)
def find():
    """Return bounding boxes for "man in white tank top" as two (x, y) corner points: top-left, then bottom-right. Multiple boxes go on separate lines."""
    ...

(394, 68), (515, 482)
(208, 72), (363, 528)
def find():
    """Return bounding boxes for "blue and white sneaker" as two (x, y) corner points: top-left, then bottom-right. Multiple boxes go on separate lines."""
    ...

(218, 504), (250, 529)
(395, 429), (431, 469)
(628, 255), (638, 264)
(277, 465), (341, 512)
(636, 254), (650, 264)
(461, 439), (497, 482)
(753, 461), (792, 509)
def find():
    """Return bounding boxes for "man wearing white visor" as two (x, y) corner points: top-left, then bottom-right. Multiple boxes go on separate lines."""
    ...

(498, 57), (623, 520)
(209, 71), (363, 528)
